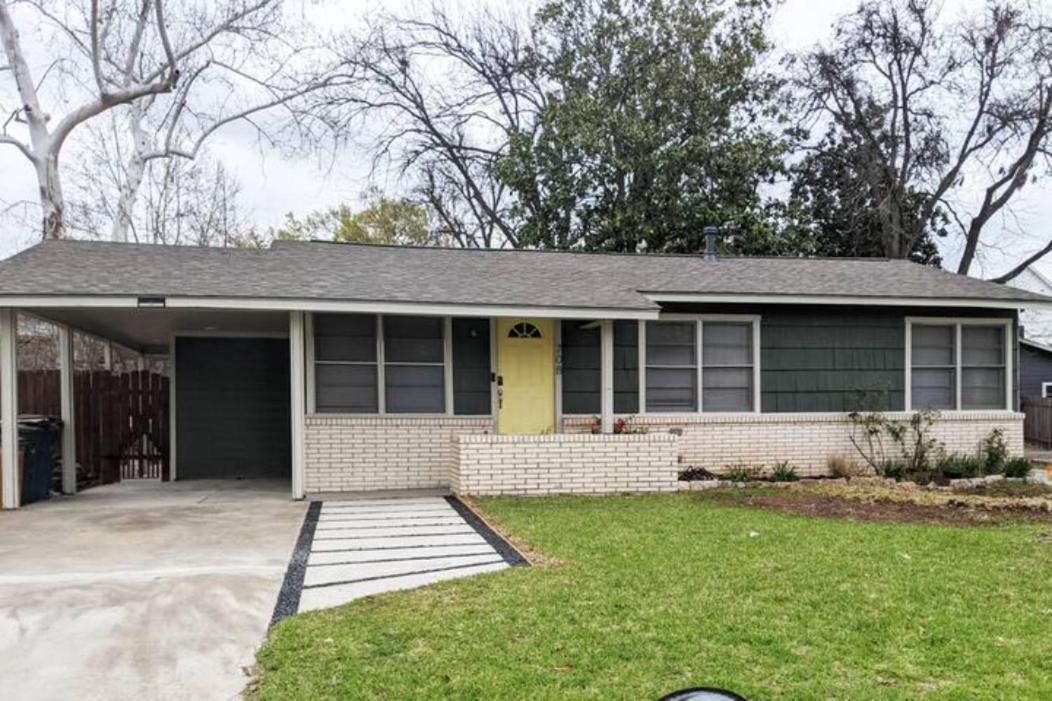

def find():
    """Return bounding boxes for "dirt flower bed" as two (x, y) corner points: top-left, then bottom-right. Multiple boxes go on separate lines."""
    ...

(701, 480), (1052, 526)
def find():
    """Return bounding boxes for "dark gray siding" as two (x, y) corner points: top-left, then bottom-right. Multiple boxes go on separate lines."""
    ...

(1020, 343), (1052, 399)
(176, 337), (291, 480)
(761, 309), (906, 412)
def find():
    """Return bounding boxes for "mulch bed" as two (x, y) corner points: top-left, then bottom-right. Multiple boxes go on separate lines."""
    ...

(706, 490), (1052, 526)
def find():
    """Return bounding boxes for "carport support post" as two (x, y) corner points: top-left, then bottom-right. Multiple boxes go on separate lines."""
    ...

(0, 308), (19, 509)
(600, 319), (614, 434)
(289, 311), (306, 500)
(58, 325), (76, 494)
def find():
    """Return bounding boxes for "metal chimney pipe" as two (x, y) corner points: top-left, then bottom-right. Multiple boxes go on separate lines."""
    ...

(703, 225), (720, 261)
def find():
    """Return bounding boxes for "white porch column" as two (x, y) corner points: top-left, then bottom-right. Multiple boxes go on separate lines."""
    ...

(600, 319), (614, 434)
(1, 308), (19, 509)
(289, 311), (307, 500)
(58, 325), (76, 494)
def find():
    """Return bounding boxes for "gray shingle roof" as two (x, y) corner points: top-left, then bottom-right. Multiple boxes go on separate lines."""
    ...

(0, 239), (1047, 311)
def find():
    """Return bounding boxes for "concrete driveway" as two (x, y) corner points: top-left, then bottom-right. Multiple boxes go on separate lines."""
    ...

(0, 480), (306, 701)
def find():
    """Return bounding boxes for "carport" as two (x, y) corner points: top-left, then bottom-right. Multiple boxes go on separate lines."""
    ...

(0, 240), (321, 509)
(0, 304), (306, 508)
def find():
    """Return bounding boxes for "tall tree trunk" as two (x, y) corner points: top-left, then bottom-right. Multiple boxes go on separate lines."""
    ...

(36, 149), (64, 240)
(111, 105), (150, 242)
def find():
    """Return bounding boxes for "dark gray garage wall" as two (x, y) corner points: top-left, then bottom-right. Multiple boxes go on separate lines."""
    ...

(176, 337), (291, 480)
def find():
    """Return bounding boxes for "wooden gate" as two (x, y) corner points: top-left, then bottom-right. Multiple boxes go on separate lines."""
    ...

(17, 370), (169, 487)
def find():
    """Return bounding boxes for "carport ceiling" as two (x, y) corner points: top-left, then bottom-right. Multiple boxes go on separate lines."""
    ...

(29, 308), (289, 354)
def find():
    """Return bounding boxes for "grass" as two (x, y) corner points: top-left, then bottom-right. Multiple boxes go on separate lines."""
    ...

(252, 493), (1052, 700)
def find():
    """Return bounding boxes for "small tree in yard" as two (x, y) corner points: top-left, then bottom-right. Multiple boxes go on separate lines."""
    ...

(848, 409), (943, 477)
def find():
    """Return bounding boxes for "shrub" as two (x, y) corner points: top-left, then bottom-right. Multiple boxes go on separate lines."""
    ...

(678, 466), (716, 482)
(980, 429), (1009, 475)
(848, 409), (944, 477)
(1003, 457), (1033, 479)
(937, 453), (985, 480)
(826, 454), (860, 479)
(723, 465), (756, 482)
(769, 461), (798, 482)
(879, 459), (908, 481)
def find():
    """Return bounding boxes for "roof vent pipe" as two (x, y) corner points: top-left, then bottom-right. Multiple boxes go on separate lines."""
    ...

(703, 225), (720, 261)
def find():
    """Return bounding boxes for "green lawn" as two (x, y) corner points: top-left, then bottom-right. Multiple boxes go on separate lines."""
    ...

(253, 493), (1052, 700)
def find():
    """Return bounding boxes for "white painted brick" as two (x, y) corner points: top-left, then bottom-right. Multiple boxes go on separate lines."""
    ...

(306, 411), (1023, 494)
(563, 412), (1025, 477)
(305, 415), (493, 493)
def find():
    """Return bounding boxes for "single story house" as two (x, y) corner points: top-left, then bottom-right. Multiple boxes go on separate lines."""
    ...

(0, 238), (1049, 508)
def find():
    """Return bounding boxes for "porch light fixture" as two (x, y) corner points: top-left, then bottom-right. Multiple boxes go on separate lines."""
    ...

(137, 296), (166, 308)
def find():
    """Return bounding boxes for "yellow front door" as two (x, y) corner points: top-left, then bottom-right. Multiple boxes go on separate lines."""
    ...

(497, 318), (555, 434)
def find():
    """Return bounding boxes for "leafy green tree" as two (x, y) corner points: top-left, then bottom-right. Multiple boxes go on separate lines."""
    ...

(498, 0), (787, 253)
(783, 125), (945, 264)
(276, 195), (442, 246)
(336, 1), (788, 253)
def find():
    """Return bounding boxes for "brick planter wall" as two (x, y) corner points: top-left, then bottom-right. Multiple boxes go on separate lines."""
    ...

(450, 433), (680, 496)
(305, 415), (493, 493)
(563, 411), (1024, 477)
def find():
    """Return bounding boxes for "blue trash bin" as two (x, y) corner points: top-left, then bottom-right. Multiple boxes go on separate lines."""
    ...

(13, 416), (63, 505)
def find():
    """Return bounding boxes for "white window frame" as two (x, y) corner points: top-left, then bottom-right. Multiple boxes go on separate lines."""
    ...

(1042, 382), (1052, 399)
(904, 316), (1013, 412)
(310, 313), (493, 417)
(639, 314), (761, 415)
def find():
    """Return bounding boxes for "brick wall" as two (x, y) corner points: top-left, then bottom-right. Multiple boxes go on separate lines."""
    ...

(304, 411), (1023, 493)
(564, 411), (1024, 476)
(450, 433), (680, 496)
(305, 415), (493, 493)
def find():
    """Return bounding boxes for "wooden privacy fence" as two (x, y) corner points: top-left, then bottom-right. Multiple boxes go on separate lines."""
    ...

(1022, 397), (1052, 449)
(17, 370), (169, 486)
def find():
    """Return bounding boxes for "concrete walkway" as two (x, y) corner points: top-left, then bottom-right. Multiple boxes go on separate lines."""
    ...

(295, 496), (515, 613)
(0, 480), (305, 701)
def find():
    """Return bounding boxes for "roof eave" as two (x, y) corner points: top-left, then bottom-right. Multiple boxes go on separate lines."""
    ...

(642, 292), (1050, 310)
(0, 294), (661, 320)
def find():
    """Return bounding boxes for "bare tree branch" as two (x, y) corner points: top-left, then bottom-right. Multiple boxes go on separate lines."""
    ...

(795, 0), (1052, 278)
(991, 237), (1052, 283)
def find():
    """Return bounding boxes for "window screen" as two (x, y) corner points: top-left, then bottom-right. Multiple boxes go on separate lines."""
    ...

(561, 321), (600, 414)
(383, 316), (445, 413)
(645, 322), (696, 412)
(614, 321), (639, 413)
(911, 324), (956, 410)
(314, 314), (378, 413)
(452, 318), (491, 414)
(702, 322), (753, 411)
(961, 325), (1005, 409)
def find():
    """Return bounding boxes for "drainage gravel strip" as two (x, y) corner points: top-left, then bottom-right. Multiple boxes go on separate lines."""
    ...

(445, 496), (530, 567)
(270, 501), (321, 626)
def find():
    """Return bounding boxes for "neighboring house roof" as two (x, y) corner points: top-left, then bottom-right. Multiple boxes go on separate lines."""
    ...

(1011, 266), (1052, 294)
(1021, 337), (1052, 355)
(0, 239), (1049, 316)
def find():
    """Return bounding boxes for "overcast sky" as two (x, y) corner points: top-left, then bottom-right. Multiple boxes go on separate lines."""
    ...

(1, 0), (1049, 281)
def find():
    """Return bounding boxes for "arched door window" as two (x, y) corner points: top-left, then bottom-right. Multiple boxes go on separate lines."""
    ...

(507, 322), (543, 339)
